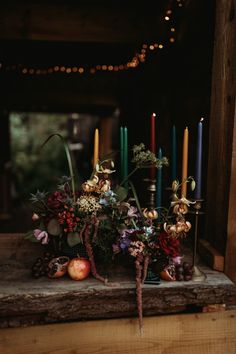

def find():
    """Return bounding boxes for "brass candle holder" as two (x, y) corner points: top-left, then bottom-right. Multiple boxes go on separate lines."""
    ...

(191, 199), (206, 281)
(143, 178), (156, 209)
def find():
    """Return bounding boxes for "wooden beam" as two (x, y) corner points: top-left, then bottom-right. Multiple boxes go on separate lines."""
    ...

(205, 0), (236, 256)
(0, 2), (163, 43)
(198, 238), (224, 272)
(1, 311), (236, 354)
(225, 103), (236, 282)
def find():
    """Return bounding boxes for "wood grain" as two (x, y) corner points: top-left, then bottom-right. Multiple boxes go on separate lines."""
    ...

(205, 0), (236, 255)
(225, 103), (236, 282)
(1, 310), (236, 354)
(198, 238), (224, 271)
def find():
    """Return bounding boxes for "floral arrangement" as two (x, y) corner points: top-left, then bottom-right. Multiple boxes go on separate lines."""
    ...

(25, 135), (195, 333)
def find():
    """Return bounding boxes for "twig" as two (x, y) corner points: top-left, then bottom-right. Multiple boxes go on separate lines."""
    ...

(135, 254), (144, 336)
(142, 255), (150, 284)
(84, 224), (108, 285)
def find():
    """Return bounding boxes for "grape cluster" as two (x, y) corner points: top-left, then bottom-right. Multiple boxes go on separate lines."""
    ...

(175, 262), (193, 281)
(31, 252), (55, 278)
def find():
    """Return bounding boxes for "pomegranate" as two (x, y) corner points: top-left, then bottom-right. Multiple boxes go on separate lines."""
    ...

(48, 256), (70, 278)
(67, 257), (91, 281)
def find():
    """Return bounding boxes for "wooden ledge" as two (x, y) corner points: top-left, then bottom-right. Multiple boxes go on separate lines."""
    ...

(0, 263), (236, 328)
(0, 233), (236, 328)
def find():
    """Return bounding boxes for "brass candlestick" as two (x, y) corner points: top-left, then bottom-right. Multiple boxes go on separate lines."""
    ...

(191, 199), (206, 281)
(143, 178), (156, 209)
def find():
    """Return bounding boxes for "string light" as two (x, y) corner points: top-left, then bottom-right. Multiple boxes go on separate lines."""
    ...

(0, 1), (184, 76)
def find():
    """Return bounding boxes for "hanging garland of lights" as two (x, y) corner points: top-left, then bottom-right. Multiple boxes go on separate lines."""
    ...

(0, 0), (184, 76)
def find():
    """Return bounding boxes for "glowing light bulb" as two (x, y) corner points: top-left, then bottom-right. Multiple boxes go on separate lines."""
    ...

(158, 44), (164, 49)
(165, 16), (170, 21)
(102, 65), (107, 70)
(170, 38), (175, 43)
(29, 68), (34, 74)
(166, 10), (172, 15)
(60, 66), (66, 72)
(78, 67), (84, 73)
(54, 66), (59, 71)
(22, 68), (27, 74)
(171, 27), (176, 32)
(72, 67), (78, 72)
(149, 45), (155, 50)
(66, 68), (72, 73)
(90, 68), (96, 74)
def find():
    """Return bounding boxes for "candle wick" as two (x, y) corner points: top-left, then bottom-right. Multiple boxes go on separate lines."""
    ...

(152, 112), (156, 117)
(200, 117), (204, 122)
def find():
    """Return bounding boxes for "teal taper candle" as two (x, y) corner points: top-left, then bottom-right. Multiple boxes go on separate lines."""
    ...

(123, 127), (128, 186)
(156, 147), (163, 212)
(120, 126), (124, 181)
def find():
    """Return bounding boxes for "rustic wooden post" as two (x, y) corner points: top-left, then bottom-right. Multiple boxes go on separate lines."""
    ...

(205, 0), (236, 280)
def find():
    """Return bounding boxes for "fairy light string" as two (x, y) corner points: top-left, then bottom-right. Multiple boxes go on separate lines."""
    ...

(0, 0), (185, 76)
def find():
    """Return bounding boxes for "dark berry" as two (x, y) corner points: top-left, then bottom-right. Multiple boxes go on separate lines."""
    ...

(183, 262), (191, 271)
(176, 274), (184, 281)
(184, 275), (192, 281)
(175, 265), (184, 274)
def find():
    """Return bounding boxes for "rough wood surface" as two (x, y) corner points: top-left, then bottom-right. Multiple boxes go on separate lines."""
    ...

(205, 0), (236, 255)
(225, 103), (236, 282)
(0, 233), (235, 328)
(0, 262), (235, 329)
(1, 310), (236, 354)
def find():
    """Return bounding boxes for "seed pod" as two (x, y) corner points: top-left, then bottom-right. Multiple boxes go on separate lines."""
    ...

(172, 180), (179, 192)
(191, 180), (196, 191)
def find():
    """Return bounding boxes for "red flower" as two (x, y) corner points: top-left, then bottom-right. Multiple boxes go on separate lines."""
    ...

(158, 232), (180, 257)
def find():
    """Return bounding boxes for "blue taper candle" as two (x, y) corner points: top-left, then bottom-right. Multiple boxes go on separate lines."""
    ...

(195, 118), (203, 199)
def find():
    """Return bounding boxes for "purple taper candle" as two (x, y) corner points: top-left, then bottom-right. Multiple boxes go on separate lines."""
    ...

(195, 118), (203, 199)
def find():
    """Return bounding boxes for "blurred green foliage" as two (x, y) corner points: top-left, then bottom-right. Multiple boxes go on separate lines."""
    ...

(10, 112), (70, 201)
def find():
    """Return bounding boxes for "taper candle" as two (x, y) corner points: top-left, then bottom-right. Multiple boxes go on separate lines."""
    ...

(93, 128), (99, 168)
(120, 126), (124, 181)
(150, 113), (156, 180)
(156, 147), (163, 212)
(123, 127), (128, 184)
(181, 127), (189, 197)
(195, 118), (203, 199)
(171, 125), (177, 181)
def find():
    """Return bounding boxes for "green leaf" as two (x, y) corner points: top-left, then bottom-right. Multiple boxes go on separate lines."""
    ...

(114, 185), (128, 202)
(67, 232), (82, 247)
(41, 133), (76, 201)
(47, 218), (61, 236)
(24, 230), (39, 243)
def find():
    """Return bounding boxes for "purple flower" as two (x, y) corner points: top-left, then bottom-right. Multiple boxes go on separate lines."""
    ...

(120, 236), (131, 250)
(34, 229), (49, 245)
(127, 206), (138, 218)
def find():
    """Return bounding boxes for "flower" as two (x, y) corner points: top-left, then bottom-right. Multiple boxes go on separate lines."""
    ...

(33, 229), (49, 244)
(158, 232), (180, 258)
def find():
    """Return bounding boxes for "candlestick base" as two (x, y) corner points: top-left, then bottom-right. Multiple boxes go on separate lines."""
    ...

(143, 178), (156, 208)
(192, 265), (207, 282)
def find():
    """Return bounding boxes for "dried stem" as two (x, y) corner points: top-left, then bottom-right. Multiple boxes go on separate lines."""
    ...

(92, 217), (100, 242)
(142, 255), (150, 284)
(84, 224), (108, 285)
(135, 255), (144, 336)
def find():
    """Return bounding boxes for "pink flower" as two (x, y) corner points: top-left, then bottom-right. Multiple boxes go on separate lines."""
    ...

(34, 229), (49, 244)
(32, 213), (40, 221)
